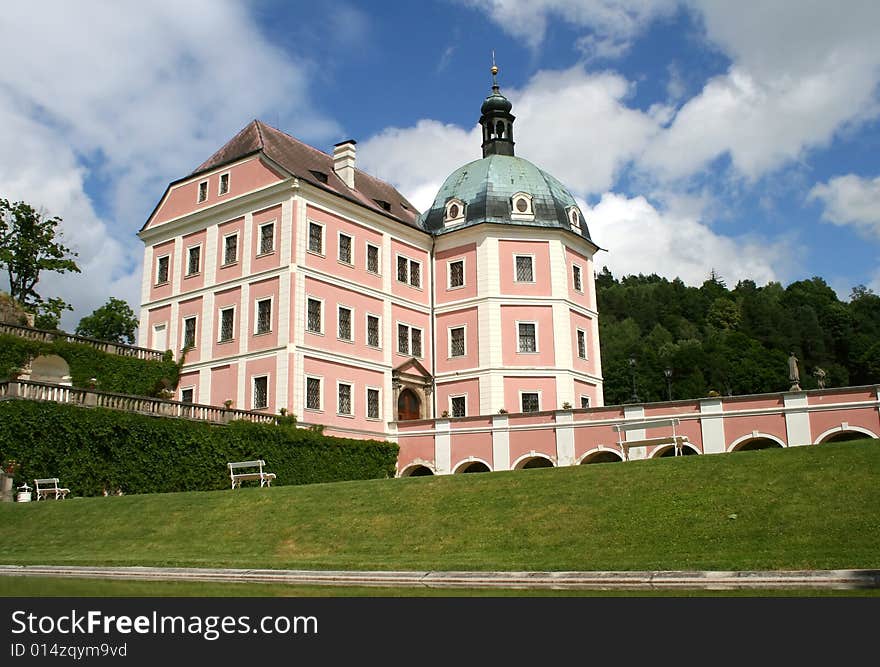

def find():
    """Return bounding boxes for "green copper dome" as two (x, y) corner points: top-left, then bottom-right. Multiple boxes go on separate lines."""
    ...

(481, 90), (513, 115)
(418, 154), (593, 241)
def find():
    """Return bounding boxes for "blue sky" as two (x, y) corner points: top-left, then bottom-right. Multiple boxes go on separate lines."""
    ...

(1, 1), (878, 330)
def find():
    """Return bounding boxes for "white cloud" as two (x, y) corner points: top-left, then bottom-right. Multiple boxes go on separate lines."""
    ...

(359, 67), (660, 209)
(586, 192), (794, 286)
(0, 0), (338, 329)
(459, 0), (676, 54)
(641, 1), (880, 181)
(808, 174), (880, 238)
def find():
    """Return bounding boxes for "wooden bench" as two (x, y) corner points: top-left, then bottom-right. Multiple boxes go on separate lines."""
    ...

(227, 460), (276, 489)
(613, 418), (690, 460)
(34, 478), (69, 500)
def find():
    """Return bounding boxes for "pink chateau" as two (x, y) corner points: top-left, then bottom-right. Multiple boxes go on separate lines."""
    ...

(139, 74), (879, 475)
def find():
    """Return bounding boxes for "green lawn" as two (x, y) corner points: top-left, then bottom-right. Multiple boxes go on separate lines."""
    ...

(1, 439), (878, 572)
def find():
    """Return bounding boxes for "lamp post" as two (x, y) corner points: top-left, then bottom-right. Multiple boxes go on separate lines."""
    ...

(629, 356), (639, 403)
(664, 368), (673, 401)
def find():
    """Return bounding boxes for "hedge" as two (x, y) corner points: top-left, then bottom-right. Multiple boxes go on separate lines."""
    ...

(0, 400), (399, 496)
(0, 334), (180, 397)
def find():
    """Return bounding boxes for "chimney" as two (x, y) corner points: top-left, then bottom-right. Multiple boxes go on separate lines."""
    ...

(332, 139), (357, 189)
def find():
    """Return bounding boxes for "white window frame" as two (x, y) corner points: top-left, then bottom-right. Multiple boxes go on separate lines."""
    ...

(257, 220), (275, 256)
(218, 171), (230, 196)
(366, 242), (380, 275)
(510, 192), (535, 220)
(516, 320), (538, 354)
(580, 395), (591, 409)
(307, 220), (325, 256)
(155, 254), (170, 285)
(217, 305), (235, 343)
(397, 322), (423, 358)
(337, 304), (354, 342)
(572, 264), (583, 293)
(577, 328), (587, 360)
(180, 386), (195, 404)
(181, 315), (197, 351)
(252, 375), (270, 410)
(222, 232), (239, 266)
(447, 258), (465, 290)
(444, 197), (466, 226)
(336, 380), (354, 417)
(338, 231), (354, 266)
(514, 254), (535, 283)
(568, 206), (581, 232)
(306, 296), (324, 335)
(185, 244), (201, 277)
(152, 322), (167, 350)
(305, 375), (323, 412)
(366, 313), (381, 349)
(197, 180), (208, 203)
(365, 386), (381, 421)
(396, 254), (422, 289)
(519, 390), (541, 413)
(449, 394), (467, 418)
(448, 325), (466, 358)
(254, 296), (273, 336)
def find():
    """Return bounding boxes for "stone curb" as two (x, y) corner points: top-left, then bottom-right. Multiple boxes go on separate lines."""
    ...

(1, 565), (878, 590)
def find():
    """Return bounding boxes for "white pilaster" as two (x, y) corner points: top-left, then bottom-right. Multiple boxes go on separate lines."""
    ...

(552, 302), (573, 408)
(204, 225), (218, 289)
(700, 398), (726, 454)
(783, 392), (812, 446)
(435, 418), (451, 474)
(623, 405), (647, 460)
(276, 349), (289, 414)
(138, 245), (153, 347)
(492, 413), (510, 470)
(555, 410), (575, 467)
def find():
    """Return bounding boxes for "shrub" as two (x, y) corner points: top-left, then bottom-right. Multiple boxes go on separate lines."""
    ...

(0, 400), (398, 496)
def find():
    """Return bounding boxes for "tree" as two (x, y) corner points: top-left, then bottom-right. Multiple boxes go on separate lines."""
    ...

(76, 297), (139, 344)
(0, 198), (80, 310)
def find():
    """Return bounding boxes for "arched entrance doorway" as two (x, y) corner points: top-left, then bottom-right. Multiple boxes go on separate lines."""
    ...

(731, 437), (783, 452)
(580, 450), (623, 464)
(821, 430), (871, 443)
(513, 455), (554, 470)
(397, 388), (421, 421)
(655, 444), (699, 457)
(400, 464), (434, 477)
(455, 461), (490, 473)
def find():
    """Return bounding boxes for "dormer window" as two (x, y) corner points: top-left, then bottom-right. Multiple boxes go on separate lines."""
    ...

(510, 192), (534, 221)
(444, 198), (466, 226)
(568, 207), (581, 232)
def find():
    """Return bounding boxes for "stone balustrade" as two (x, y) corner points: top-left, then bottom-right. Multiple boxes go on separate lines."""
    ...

(0, 321), (166, 362)
(0, 379), (276, 425)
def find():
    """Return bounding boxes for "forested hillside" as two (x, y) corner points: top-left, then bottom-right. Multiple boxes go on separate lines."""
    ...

(596, 268), (880, 405)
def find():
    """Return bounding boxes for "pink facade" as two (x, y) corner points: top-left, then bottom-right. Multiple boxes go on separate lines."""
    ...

(435, 244), (478, 304)
(139, 118), (604, 448)
(498, 240), (552, 297)
(397, 387), (880, 475)
(147, 157), (283, 227)
(180, 229), (207, 293)
(500, 305), (555, 366)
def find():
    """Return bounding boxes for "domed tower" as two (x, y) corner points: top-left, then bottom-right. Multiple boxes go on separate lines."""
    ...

(420, 65), (604, 418)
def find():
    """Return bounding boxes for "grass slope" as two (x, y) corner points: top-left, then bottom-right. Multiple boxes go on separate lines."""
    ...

(1, 439), (878, 572)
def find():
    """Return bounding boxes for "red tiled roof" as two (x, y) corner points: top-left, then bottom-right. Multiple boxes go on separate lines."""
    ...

(193, 120), (420, 228)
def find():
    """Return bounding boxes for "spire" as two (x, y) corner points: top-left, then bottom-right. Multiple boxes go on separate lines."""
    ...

(480, 57), (515, 158)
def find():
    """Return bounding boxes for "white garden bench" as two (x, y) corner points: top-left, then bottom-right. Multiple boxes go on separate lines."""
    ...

(34, 477), (69, 500)
(613, 418), (690, 460)
(227, 460), (276, 489)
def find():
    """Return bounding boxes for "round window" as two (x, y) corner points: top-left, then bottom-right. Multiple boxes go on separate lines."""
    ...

(448, 203), (460, 219)
(515, 198), (529, 213)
